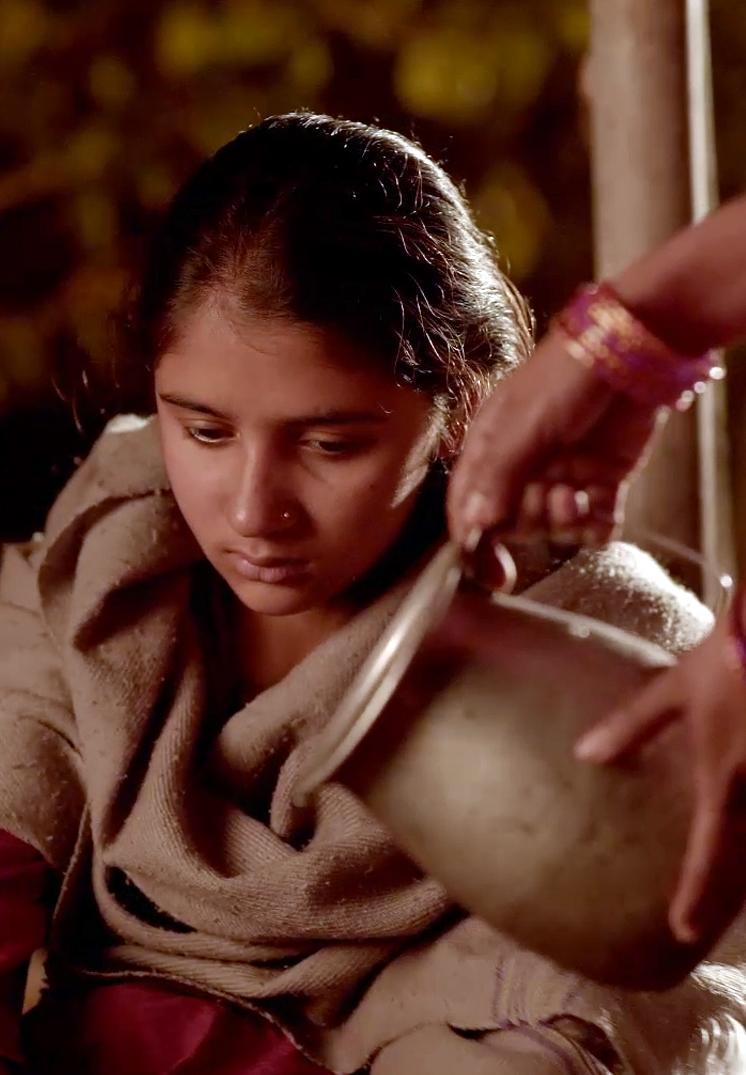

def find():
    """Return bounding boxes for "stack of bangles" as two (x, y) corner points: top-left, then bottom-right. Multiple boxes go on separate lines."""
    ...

(552, 280), (724, 411)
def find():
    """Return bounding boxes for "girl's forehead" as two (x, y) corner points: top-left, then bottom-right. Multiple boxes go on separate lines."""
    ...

(155, 300), (429, 424)
(163, 298), (357, 365)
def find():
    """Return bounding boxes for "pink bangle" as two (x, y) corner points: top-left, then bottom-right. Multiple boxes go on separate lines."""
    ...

(553, 282), (723, 410)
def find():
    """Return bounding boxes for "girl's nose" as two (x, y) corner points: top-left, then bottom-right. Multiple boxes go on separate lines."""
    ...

(226, 451), (299, 537)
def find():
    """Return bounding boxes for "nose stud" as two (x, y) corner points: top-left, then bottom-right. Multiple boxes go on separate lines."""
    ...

(277, 508), (297, 528)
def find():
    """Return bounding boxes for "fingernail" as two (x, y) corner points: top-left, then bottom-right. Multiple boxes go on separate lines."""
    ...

(574, 728), (614, 761)
(492, 542), (517, 594)
(463, 525), (482, 554)
(672, 916), (698, 945)
(574, 490), (590, 517)
(464, 490), (489, 529)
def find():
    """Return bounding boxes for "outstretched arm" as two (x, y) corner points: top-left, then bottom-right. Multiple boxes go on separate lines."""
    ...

(448, 192), (746, 548)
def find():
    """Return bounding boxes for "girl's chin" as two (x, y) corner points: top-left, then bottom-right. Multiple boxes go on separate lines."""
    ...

(226, 576), (330, 616)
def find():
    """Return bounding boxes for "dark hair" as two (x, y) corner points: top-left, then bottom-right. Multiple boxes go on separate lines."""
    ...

(122, 111), (532, 453)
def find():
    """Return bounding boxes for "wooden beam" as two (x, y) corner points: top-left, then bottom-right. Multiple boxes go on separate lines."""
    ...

(588, 0), (700, 583)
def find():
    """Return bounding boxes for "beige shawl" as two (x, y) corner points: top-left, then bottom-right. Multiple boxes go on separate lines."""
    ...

(0, 415), (743, 1074)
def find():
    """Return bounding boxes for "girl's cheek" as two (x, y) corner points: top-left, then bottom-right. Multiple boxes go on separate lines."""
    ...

(338, 467), (402, 508)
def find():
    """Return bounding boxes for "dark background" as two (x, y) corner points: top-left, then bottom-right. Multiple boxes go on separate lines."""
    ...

(0, 0), (744, 546)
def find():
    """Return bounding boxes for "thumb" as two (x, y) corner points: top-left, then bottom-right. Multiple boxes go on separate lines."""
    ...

(574, 666), (681, 763)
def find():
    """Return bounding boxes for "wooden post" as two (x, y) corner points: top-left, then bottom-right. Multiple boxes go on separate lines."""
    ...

(687, 0), (738, 604)
(588, 0), (700, 579)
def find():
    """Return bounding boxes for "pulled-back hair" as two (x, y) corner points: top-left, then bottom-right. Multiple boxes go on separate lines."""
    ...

(123, 111), (533, 453)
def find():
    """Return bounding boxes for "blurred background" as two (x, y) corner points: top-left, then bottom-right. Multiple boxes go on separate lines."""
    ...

(0, 0), (743, 562)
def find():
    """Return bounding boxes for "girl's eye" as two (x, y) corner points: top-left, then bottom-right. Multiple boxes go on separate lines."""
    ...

(303, 438), (359, 456)
(184, 425), (232, 446)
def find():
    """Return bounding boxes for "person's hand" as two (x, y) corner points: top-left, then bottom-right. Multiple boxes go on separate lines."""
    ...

(574, 601), (746, 944)
(447, 328), (660, 548)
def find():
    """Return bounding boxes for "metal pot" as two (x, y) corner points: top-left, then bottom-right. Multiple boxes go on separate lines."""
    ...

(294, 543), (746, 990)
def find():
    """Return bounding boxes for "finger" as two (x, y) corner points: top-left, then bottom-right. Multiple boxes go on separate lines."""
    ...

(513, 481), (549, 539)
(585, 396), (660, 472)
(513, 480), (614, 548)
(491, 539), (517, 594)
(451, 480), (518, 546)
(575, 484), (621, 546)
(544, 454), (630, 488)
(580, 510), (620, 547)
(545, 485), (594, 547)
(574, 670), (681, 762)
(669, 783), (729, 944)
(466, 535), (518, 593)
(585, 487), (625, 541)
(530, 478), (619, 547)
(543, 485), (584, 546)
(448, 430), (535, 544)
(546, 484), (588, 529)
(585, 483), (620, 520)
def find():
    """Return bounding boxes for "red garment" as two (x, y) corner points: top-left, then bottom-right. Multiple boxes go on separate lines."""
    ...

(0, 830), (331, 1075)
(25, 982), (332, 1075)
(0, 830), (47, 1066)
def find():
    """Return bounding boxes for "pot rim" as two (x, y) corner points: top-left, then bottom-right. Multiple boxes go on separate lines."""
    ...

(292, 541), (462, 805)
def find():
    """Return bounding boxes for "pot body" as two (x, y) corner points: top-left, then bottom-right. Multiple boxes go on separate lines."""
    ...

(336, 587), (746, 989)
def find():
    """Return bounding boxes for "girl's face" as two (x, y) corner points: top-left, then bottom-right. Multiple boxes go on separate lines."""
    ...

(155, 298), (439, 617)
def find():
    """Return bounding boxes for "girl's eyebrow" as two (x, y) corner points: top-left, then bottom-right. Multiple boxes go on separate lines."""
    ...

(158, 392), (229, 417)
(286, 409), (390, 428)
(157, 392), (390, 426)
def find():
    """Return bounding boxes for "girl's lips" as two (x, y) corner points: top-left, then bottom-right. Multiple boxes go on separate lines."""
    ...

(228, 553), (310, 584)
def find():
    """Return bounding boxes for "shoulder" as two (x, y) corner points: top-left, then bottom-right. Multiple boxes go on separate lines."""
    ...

(523, 541), (713, 655)
(43, 414), (169, 544)
(23, 415), (197, 645)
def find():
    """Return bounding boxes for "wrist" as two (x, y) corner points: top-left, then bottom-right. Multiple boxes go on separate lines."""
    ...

(610, 265), (713, 355)
(611, 196), (746, 354)
(542, 319), (625, 410)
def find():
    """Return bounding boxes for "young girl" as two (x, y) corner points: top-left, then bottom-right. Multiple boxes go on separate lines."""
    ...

(0, 112), (738, 1075)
